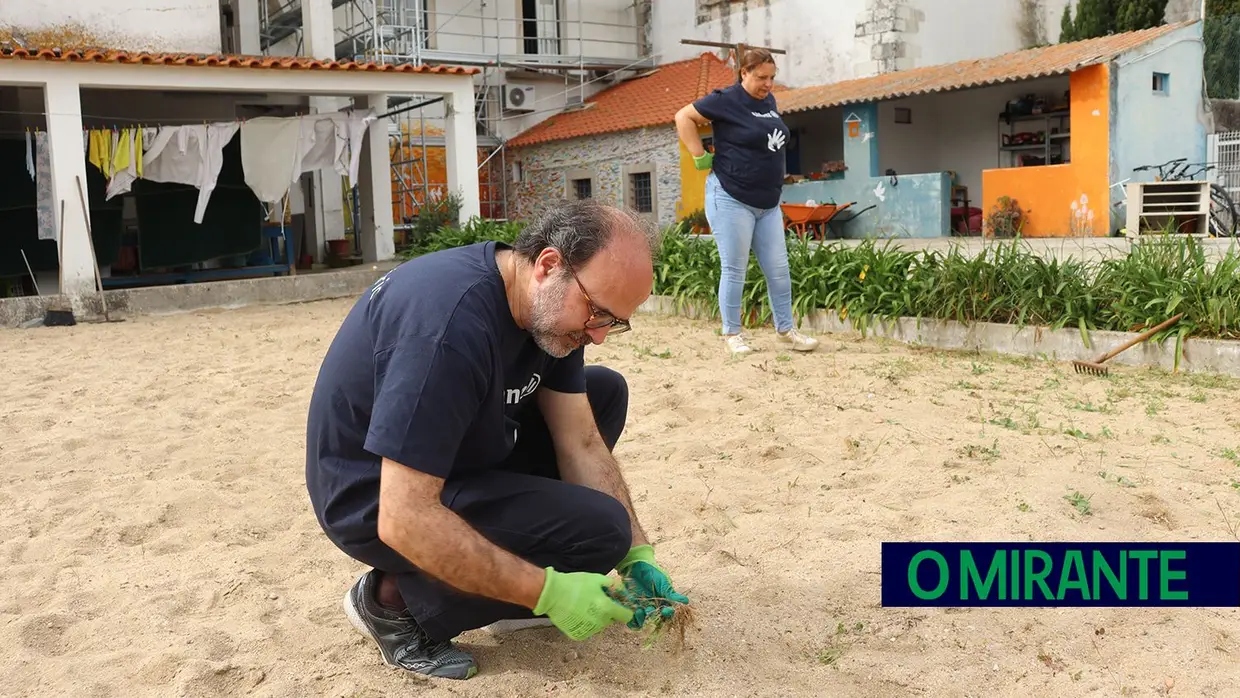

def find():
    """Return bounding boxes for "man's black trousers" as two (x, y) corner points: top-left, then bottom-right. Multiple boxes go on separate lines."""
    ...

(331, 364), (633, 642)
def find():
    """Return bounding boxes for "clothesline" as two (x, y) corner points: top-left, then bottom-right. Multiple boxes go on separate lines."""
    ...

(0, 104), (366, 129)
(20, 106), (377, 235)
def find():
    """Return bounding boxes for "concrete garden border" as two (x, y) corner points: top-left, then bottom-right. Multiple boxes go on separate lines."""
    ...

(637, 295), (1240, 378)
(0, 262), (396, 329)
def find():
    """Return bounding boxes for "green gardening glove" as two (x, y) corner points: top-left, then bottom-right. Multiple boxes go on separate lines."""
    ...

(615, 545), (690, 630)
(692, 151), (713, 171)
(533, 567), (634, 641)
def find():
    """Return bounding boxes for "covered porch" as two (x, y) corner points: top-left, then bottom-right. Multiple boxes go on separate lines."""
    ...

(773, 22), (1196, 240)
(0, 49), (480, 300)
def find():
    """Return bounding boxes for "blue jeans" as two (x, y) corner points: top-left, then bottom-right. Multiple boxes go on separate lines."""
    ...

(704, 173), (795, 335)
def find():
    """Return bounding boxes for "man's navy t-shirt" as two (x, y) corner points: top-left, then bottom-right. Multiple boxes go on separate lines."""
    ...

(693, 82), (790, 210)
(304, 240), (585, 546)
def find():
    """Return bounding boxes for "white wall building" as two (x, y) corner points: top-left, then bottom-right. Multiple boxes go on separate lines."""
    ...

(0, 0), (223, 54)
(652, 0), (1205, 89)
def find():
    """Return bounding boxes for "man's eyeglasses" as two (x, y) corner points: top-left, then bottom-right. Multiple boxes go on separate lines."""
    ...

(563, 259), (631, 334)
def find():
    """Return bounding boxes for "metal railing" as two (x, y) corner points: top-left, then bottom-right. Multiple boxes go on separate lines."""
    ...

(334, 1), (649, 69)
(256, 0), (653, 225)
(1209, 130), (1240, 204)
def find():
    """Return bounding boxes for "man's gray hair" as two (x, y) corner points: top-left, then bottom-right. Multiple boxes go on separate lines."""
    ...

(512, 199), (662, 269)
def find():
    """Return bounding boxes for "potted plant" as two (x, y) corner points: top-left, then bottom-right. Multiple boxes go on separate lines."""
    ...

(682, 208), (710, 235)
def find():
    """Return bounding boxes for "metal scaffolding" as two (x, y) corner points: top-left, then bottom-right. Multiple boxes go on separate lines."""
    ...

(258, 0), (654, 230)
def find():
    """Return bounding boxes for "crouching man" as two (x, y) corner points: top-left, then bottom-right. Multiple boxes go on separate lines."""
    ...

(304, 200), (689, 680)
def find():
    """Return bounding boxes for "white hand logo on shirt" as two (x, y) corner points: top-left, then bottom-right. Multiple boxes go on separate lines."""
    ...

(767, 129), (787, 152)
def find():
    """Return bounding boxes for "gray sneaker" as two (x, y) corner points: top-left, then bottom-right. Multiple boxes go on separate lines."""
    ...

(342, 571), (478, 680)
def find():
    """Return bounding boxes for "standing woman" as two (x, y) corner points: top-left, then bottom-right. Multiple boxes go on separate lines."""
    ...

(675, 48), (818, 356)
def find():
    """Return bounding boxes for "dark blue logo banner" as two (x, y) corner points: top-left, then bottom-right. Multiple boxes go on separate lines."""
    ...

(881, 542), (1240, 607)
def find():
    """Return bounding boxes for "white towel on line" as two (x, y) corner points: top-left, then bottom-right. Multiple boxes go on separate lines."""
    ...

(141, 123), (240, 224)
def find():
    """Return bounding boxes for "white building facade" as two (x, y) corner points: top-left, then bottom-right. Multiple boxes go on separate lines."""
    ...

(653, 0), (1204, 88)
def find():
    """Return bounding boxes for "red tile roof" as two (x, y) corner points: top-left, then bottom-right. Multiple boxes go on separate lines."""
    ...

(777, 22), (1193, 114)
(506, 52), (739, 148)
(0, 47), (478, 74)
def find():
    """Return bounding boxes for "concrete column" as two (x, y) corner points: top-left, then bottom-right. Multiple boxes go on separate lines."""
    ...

(358, 94), (396, 263)
(301, 0), (336, 60)
(300, 0), (343, 264)
(444, 86), (481, 223)
(238, 0), (261, 54)
(43, 79), (94, 299)
(303, 96), (349, 265)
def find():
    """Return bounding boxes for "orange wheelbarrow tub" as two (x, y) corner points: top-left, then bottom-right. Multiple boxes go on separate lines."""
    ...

(781, 201), (855, 240)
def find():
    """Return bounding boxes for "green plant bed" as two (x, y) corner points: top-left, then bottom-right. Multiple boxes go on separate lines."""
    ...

(397, 216), (524, 259)
(652, 222), (1240, 344)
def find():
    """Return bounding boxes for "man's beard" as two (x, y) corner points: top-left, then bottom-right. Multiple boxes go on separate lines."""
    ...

(528, 275), (588, 358)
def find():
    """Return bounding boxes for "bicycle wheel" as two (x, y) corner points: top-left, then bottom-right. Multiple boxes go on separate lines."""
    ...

(1209, 184), (1238, 237)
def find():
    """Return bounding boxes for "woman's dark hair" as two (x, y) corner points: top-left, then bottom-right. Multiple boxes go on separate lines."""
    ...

(738, 48), (776, 78)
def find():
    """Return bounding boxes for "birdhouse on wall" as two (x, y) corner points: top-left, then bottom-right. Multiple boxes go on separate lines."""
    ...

(845, 112), (862, 139)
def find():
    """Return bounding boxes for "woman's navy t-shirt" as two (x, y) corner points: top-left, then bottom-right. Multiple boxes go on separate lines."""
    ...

(693, 82), (790, 210)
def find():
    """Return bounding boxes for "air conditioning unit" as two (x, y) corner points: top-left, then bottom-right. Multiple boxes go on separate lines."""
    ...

(502, 83), (536, 113)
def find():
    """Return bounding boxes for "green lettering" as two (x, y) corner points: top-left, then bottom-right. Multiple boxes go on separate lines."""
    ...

(961, 550), (1006, 600)
(1092, 550), (1127, 600)
(1057, 550), (1090, 600)
(1159, 550), (1188, 600)
(1130, 550), (1157, 600)
(1023, 550), (1054, 600)
(1010, 549), (1020, 599)
(909, 551), (949, 600)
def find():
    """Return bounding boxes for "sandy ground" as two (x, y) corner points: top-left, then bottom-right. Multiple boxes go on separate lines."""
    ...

(3, 298), (1240, 698)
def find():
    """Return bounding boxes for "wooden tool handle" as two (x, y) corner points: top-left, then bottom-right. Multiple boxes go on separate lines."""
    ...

(1097, 313), (1184, 363)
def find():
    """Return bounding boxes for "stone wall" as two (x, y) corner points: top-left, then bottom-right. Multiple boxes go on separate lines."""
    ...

(507, 127), (683, 228)
(854, 0), (923, 75)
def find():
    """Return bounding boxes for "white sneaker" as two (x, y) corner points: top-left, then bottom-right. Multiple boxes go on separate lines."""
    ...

(776, 328), (819, 352)
(481, 618), (554, 635)
(725, 333), (754, 356)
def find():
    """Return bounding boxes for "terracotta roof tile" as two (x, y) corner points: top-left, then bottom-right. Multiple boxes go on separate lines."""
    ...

(506, 52), (738, 148)
(0, 47), (478, 74)
(778, 22), (1193, 114)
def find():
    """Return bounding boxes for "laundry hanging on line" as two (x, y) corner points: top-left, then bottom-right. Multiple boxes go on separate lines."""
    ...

(240, 108), (377, 205)
(29, 107), (377, 224)
(25, 131), (34, 181)
(95, 108), (374, 218)
(33, 132), (56, 241)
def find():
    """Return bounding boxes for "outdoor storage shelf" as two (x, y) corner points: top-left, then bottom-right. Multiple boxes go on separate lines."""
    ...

(1125, 181), (1211, 235)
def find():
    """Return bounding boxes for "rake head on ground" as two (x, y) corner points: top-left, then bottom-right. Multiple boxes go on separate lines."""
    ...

(1072, 359), (1110, 377)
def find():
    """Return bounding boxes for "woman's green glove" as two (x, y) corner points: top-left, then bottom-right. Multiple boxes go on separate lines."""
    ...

(692, 151), (713, 171)
(615, 545), (690, 630)
(533, 567), (634, 641)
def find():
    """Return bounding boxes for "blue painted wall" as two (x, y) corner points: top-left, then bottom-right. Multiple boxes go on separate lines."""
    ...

(779, 101), (950, 238)
(1111, 23), (1210, 233)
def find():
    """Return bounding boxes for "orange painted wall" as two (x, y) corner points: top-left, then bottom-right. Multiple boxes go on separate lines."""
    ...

(981, 64), (1111, 237)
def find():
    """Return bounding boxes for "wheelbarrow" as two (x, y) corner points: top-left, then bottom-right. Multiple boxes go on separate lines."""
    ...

(781, 201), (855, 240)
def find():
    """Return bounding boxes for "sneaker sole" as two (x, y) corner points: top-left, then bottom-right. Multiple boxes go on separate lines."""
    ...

(482, 618), (554, 635)
(342, 579), (479, 681)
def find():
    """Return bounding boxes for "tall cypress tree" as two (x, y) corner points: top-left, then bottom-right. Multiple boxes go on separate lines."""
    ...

(1115, 0), (1169, 31)
(1204, 0), (1240, 99)
(1072, 0), (1119, 39)
(1060, 5), (1077, 42)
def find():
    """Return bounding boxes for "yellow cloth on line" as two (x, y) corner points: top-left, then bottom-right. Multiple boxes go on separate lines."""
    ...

(135, 128), (144, 178)
(87, 130), (112, 177)
(113, 129), (131, 175)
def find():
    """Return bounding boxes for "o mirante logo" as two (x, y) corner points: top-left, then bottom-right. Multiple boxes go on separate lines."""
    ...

(881, 542), (1240, 607)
